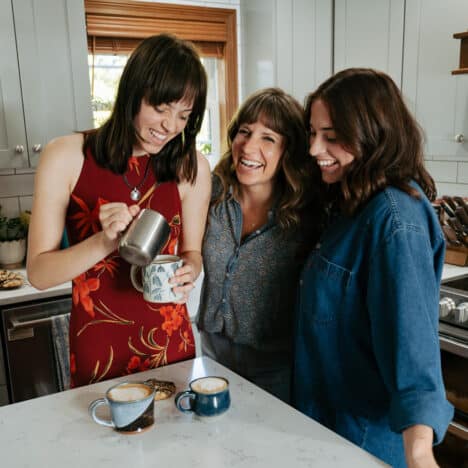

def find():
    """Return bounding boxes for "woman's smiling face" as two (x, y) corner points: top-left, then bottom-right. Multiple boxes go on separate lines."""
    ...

(232, 120), (285, 191)
(133, 98), (192, 155)
(308, 99), (355, 184)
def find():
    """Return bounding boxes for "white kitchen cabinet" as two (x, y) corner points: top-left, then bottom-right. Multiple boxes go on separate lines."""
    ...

(333, 0), (468, 194)
(403, 0), (468, 162)
(0, 0), (92, 169)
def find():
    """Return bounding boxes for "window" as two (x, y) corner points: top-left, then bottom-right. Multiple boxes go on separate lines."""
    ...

(88, 52), (221, 167)
(85, 0), (238, 166)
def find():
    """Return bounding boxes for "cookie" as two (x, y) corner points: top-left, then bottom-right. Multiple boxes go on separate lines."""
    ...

(145, 379), (176, 401)
(0, 270), (24, 289)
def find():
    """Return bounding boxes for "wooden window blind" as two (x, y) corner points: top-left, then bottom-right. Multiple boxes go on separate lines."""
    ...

(84, 0), (238, 139)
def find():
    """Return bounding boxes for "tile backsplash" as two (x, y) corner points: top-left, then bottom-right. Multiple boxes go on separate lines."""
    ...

(0, 169), (34, 217)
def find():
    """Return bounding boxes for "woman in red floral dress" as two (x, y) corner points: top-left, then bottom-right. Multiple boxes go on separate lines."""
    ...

(27, 34), (211, 387)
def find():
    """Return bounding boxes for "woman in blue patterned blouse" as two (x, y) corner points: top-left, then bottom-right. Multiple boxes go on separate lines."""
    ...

(197, 88), (322, 403)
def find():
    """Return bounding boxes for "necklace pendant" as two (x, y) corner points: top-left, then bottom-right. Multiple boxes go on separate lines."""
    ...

(130, 187), (141, 201)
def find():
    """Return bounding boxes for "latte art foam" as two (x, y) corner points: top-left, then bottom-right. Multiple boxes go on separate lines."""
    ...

(192, 377), (228, 394)
(108, 383), (152, 402)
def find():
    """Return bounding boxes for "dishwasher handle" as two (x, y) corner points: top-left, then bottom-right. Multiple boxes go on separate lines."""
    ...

(9, 313), (70, 330)
(7, 311), (70, 342)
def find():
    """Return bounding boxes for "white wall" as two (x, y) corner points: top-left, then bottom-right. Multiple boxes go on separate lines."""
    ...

(240, 0), (333, 104)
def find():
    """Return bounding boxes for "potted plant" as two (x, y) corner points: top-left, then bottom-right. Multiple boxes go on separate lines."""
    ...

(0, 209), (30, 268)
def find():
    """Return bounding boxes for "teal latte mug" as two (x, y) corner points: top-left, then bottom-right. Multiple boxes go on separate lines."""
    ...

(175, 376), (230, 417)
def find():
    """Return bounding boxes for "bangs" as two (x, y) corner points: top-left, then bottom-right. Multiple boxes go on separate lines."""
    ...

(239, 98), (287, 136)
(144, 52), (205, 108)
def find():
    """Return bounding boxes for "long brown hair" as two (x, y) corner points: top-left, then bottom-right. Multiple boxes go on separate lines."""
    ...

(83, 33), (207, 184)
(215, 87), (316, 231)
(305, 68), (436, 215)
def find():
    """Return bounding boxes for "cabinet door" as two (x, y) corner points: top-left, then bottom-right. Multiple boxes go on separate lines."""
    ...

(12, 0), (92, 167)
(0, 0), (29, 168)
(334, 0), (405, 87)
(403, 0), (468, 161)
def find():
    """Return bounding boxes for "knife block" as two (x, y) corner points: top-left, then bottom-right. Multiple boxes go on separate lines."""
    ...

(445, 245), (468, 266)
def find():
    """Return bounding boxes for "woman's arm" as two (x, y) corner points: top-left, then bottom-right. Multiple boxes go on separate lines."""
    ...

(403, 425), (438, 468)
(27, 134), (139, 289)
(171, 152), (211, 302)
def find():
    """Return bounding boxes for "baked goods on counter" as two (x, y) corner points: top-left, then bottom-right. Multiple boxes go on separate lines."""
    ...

(0, 270), (24, 290)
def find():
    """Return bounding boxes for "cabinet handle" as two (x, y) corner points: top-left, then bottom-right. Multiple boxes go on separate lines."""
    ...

(32, 144), (42, 153)
(14, 145), (24, 154)
(454, 134), (465, 143)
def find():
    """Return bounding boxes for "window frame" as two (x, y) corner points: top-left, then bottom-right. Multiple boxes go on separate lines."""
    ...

(84, 0), (239, 150)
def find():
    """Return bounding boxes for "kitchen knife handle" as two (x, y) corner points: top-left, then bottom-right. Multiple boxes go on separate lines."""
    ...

(440, 200), (456, 219)
(443, 195), (458, 212)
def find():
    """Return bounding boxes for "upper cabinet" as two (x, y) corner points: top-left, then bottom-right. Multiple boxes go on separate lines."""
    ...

(334, 0), (468, 193)
(0, 0), (92, 169)
(403, 0), (468, 161)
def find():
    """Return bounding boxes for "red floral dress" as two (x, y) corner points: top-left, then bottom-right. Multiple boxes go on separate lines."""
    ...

(66, 150), (195, 387)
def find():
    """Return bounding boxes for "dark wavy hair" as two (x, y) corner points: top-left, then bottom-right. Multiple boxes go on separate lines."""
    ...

(83, 33), (207, 184)
(305, 68), (436, 215)
(214, 87), (316, 231)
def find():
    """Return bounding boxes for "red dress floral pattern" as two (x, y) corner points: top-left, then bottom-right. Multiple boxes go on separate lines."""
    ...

(66, 150), (195, 387)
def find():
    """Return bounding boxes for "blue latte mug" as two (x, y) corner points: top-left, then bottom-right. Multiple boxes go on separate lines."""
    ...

(175, 376), (230, 417)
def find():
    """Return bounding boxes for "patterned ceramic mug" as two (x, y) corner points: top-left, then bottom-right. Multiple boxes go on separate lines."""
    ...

(88, 380), (155, 434)
(130, 254), (183, 303)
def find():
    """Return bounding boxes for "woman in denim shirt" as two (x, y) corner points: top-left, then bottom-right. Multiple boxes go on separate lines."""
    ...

(198, 88), (321, 403)
(294, 69), (453, 467)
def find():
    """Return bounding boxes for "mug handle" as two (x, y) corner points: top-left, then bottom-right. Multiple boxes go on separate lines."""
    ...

(88, 398), (115, 428)
(130, 265), (143, 292)
(175, 390), (196, 413)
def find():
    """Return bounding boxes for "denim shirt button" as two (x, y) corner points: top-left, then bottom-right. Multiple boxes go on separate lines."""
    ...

(222, 298), (226, 303)
(255, 229), (261, 235)
(299, 279), (303, 287)
(225, 272), (230, 278)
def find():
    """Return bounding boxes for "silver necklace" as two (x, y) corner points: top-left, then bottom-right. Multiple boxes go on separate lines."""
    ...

(122, 156), (151, 201)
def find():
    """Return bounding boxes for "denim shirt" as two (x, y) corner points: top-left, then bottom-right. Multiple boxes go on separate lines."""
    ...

(294, 183), (453, 467)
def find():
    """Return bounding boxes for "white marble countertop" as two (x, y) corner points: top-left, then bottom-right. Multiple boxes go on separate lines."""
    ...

(0, 357), (387, 468)
(0, 267), (71, 307)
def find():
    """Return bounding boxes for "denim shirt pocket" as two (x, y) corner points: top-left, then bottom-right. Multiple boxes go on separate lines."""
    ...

(301, 251), (353, 324)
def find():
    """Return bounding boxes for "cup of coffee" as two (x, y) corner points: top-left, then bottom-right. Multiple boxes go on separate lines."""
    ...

(119, 208), (171, 266)
(88, 381), (155, 434)
(130, 254), (183, 303)
(175, 376), (230, 418)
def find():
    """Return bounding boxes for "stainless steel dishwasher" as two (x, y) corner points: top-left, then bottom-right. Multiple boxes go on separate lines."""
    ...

(0, 296), (71, 403)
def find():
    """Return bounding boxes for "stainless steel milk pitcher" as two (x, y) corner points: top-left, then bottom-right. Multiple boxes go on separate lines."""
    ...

(118, 209), (171, 266)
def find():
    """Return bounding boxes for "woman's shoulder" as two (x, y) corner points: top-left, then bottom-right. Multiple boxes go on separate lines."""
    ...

(178, 151), (211, 200)
(37, 133), (84, 173)
(361, 184), (437, 238)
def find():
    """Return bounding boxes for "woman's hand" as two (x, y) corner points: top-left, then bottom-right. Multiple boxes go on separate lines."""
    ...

(170, 261), (196, 304)
(403, 425), (439, 468)
(99, 203), (140, 242)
